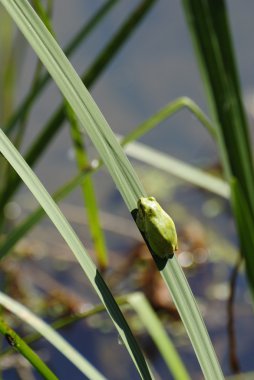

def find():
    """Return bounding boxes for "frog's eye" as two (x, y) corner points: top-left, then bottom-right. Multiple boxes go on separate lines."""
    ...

(148, 196), (156, 202)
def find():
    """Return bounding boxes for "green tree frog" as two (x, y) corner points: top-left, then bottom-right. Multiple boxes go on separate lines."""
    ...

(136, 196), (178, 259)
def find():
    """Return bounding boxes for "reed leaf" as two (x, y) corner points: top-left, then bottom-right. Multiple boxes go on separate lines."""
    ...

(0, 318), (58, 380)
(182, 0), (254, 297)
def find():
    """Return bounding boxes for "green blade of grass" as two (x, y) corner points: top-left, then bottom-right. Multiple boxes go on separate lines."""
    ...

(0, 11), (16, 125)
(182, 0), (254, 212)
(66, 104), (108, 270)
(121, 96), (216, 147)
(31, 0), (54, 33)
(0, 318), (58, 380)
(0, 8), (16, 193)
(205, 1), (252, 168)
(161, 258), (224, 380)
(2, 297), (129, 358)
(230, 179), (254, 298)
(182, 0), (254, 298)
(0, 128), (152, 379)
(0, 297), (126, 358)
(127, 292), (191, 380)
(0, 292), (107, 380)
(125, 139), (229, 198)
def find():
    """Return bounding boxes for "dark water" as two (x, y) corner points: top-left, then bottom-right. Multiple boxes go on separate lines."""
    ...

(8, 0), (254, 379)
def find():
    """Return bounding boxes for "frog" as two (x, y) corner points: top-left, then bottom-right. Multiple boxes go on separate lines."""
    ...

(136, 196), (178, 259)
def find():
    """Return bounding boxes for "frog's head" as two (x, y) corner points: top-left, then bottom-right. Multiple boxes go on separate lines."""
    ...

(137, 196), (157, 217)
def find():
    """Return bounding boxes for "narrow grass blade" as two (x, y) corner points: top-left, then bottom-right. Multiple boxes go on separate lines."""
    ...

(31, 0), (53, 34)
(121, 96), (216, 147)
(0, 292), (107, 380)
(127, 292), (191, 380)
(182, 0), (254, 212)
(67, 104), (108, 270)
(230, 179), (254, 298)
(0, 298), (125, 357)
(161, 258), (224, 380)
(0, 9), (16, 191)
(0, 318), (58, 380)
(125, 139), (229, 198)
(205, 1), (252, 165)
(182, 0), (254, 298)
(0, 129), (152, 379)
(0, 11), (16, 125)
